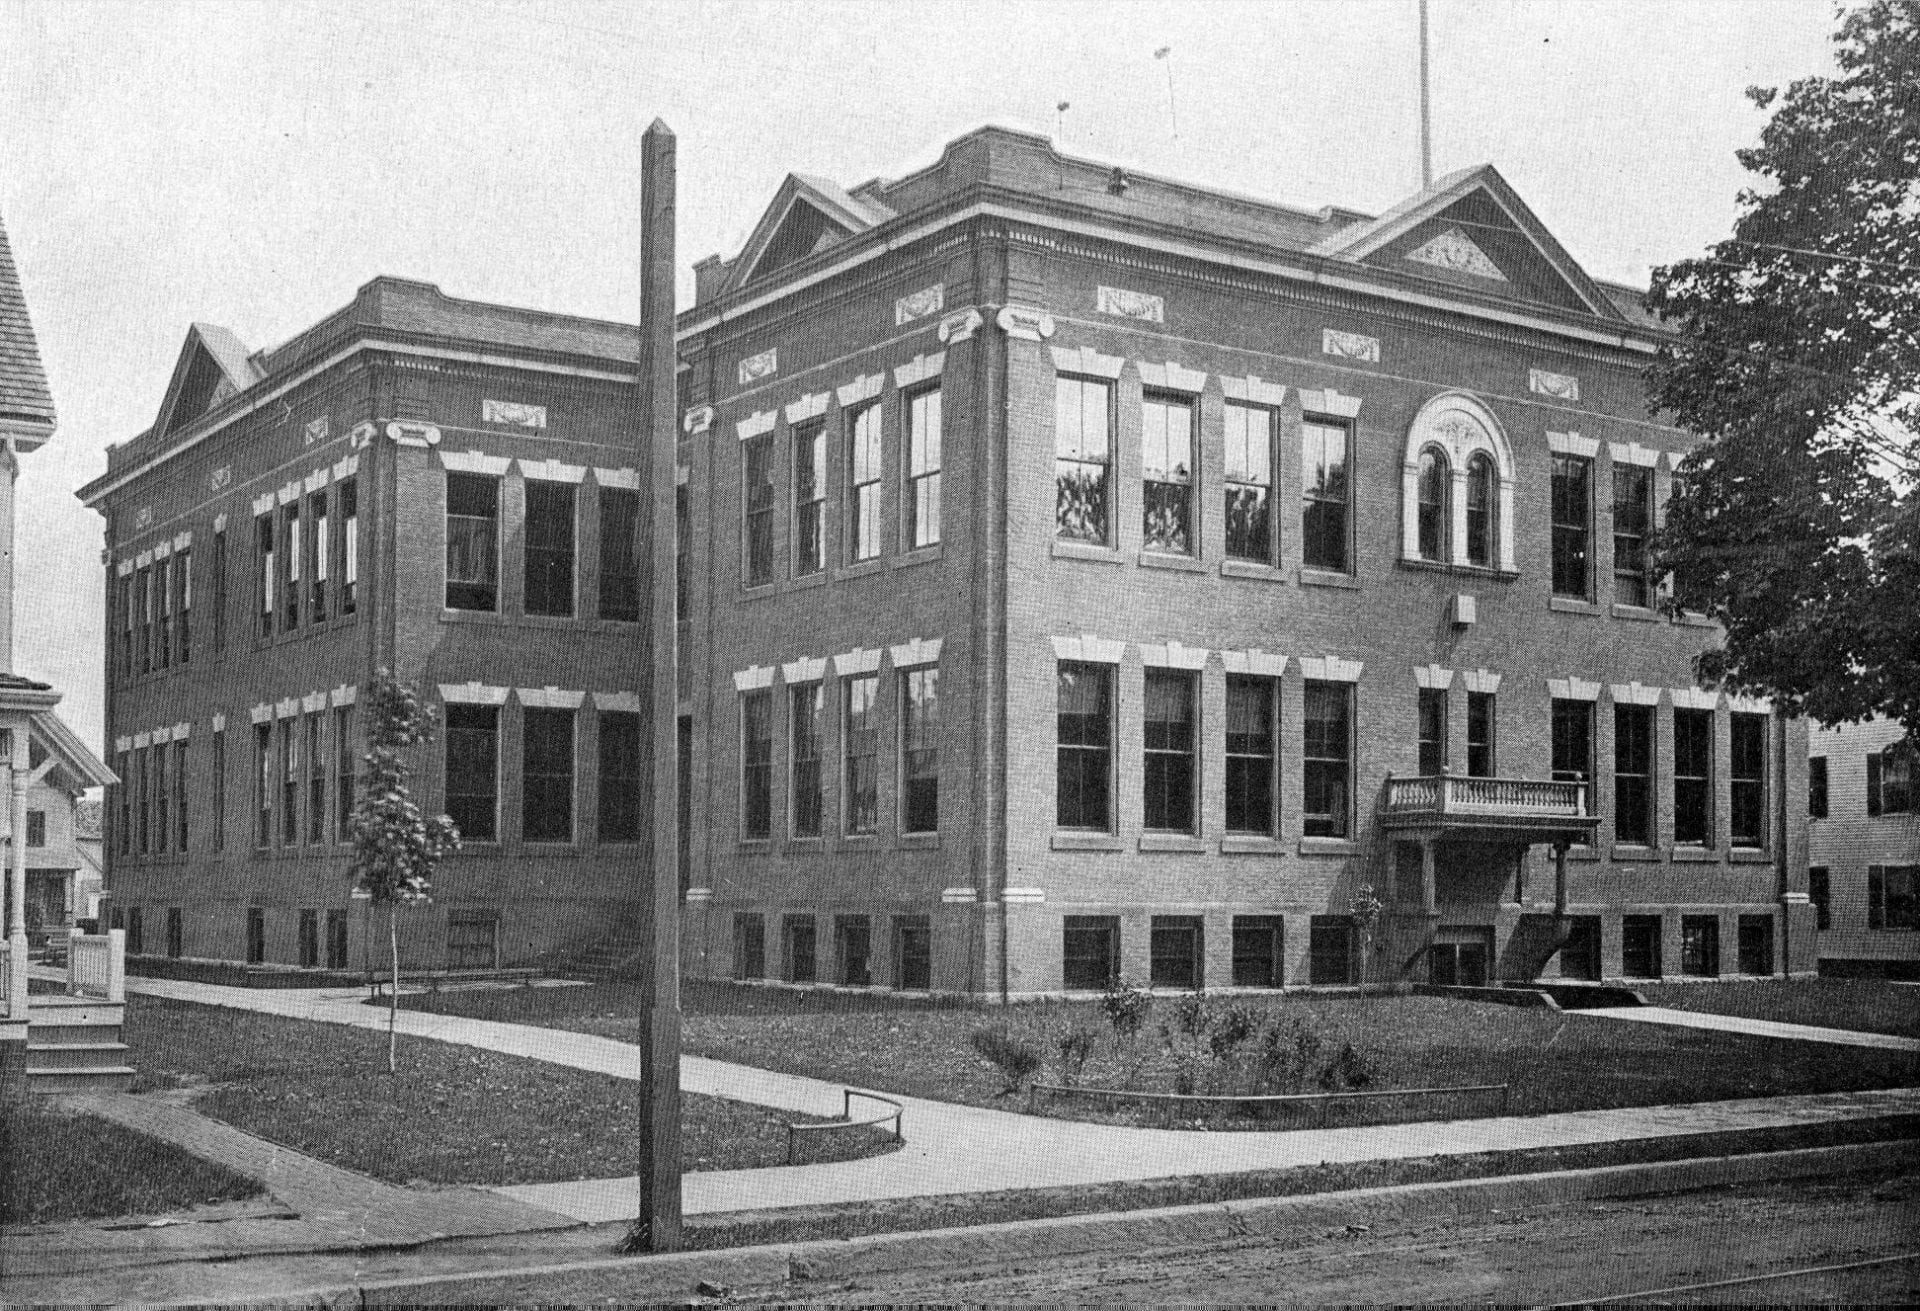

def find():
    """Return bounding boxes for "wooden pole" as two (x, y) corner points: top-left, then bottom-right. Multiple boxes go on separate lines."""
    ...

(1419, 0), (1433, 188)
(633, 117), (684, 1253)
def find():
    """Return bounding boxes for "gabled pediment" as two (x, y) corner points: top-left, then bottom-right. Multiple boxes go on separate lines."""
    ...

(153, 322), (262, 438)
(1313, 166), (1623, 320)
(731, 173), (897, 292)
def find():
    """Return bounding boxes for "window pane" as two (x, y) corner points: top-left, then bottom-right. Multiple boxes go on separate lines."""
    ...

(908, 390), (942, 549)
(1614, 705), (1653, 845)
(445, 704), (498, 841)
(1143, 671), (1195, 832)
(790, 683), (823, 838)
(1613, 465), (1652, 607)
(524, 480), (576, 617)
(1302, 421), (1349, 572)
(1416, 448), (1447, 561)
(848, 404), (882, 562)
(1056, 662), (1112, 829)
(1141, 396), (1193, 555)
(1674, 708), (1712, 845)
(598, 711), (641, 841)
(1303, 681), (1351, 837)
(1056, 378), (1111, 543)
(902, 668), (939, 833)
(446, 474), (499, 611)
(741, 691), (772, 840)
(1465, 453), (1495, 566)
(1225, 677), (1276, 836)
(1466, 692), (1495, 778)
(600, 486), (641, 621)
(794, 421), (827, 575)
(844, 675), (878, 836)
(1417, 688), (1446, 776)
(1552, 456), (1591, 598)
(1730, 713), (1767, 847)
(743, 433), (776, 585)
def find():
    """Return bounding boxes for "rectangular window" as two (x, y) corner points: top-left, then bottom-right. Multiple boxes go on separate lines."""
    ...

(444, 704), (499, 842)
(246, 907), (265, 965)
(523, 479), (576, 617)
(1231, 915), (1284, 988)
(1062, 915), (1119, 990)
(674, 486), (690, 623)
(1301, 418), (1351, 572)
(167, 907), (183, 959)
(116, 752), (130, 856)
(1673, 707), (1713, 846)
(212, 530), (228, 653)
(597, 710), (641, 843)
(153, 744), (167, 854)
(1614, 704), (1653, 846)
(790, 419), (827, 576)
(125, 907), (143, 956)
(137, 567), (153, 671)
(119, 574), (134, 678)
(740, 689), (772, 840)
(1149, 915), (1202, 990)
(894, 915), (932, 991)
(1552, 698), (1593, 784)
(1466, 691), (1495, 778)
(174, 739), (188, 853)
(1143, 670), (1197, 833)
(326, 910), (348, 969)
(212, 729), (225, 851)
(847, 403), (882, 563)
(1225, 676), (1277, 836)
(1559, 916), (1602, 981)
(843, 674), (879, 837)
(280, 717), (298, 846)
(836, 914), (872, 986)
(596, 485), (640, 622)
(135, 748), (150, 855)
(1809, 757), (1829, 819)
(445, 473), (500, 611)
(1551, 455), (1592, 598)
(25, 809), (44, 847)
(282, 500), (301, 629)
(256, 514), (275, 637)
(1055, 376), (1113, 544)
(334, 706), (354, 842)
(1809, 866), (1831, 930)
(1730, 713), (1767, 848)
(1056, 662), (1113, 831)
(1868, 865), (1920, 930)
(906, 388), (942, 549)
(254, 724), (272, 848)
(522, 707), (575, 842)
(1417, 687), (1447, 777)
(783, 914), (816, 984)
(901, 668), (939, 834)
(338, 478), (358, 616)
(306, 712), (326, 844)
(1737, 914), (1774, 975)
(176, 548), (192, 663)
(1308, 916), (1356, 985)
(785, 683), (822, 839)
(309, 493), (328, 624)
(1622, 914), (1662, 978)
(1681, 914), (1720, 977)
(742, 432), (775, 586)
(1141, 394), (1194, 554)
(1224, 402), (1274, 563)
(156, 556), (171, 667)
(298, 910), (319, 968)
(733, 912), (766, 980)
(1612, 464), (1652, 608)
(1303, 681), (1353, 839)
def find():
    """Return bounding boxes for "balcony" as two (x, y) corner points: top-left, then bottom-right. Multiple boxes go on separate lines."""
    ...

(1380, 774), (1598, 843)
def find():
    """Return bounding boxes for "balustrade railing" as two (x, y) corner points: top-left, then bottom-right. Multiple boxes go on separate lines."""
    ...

(0, 941), (11, 1014)
(1384, 774), (1589, 818)
(67, 929), (125, 1003)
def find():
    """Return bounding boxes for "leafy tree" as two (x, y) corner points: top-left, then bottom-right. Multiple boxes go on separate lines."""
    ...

(347, 670), (461, 1073)
(1646, 0), (1920, 742)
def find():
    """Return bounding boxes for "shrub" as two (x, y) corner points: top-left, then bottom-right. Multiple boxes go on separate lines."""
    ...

(1055, 1027), (1098, 1086)
(969, 1028), (1042, 1095)
(1207, 1005), (1260, 1062)
(1321, 1041), (1377, 1092)
(1100, 978), (1152, 1040)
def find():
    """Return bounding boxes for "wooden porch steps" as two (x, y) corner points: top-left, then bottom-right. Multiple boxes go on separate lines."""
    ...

(23, 996), (133, 1094)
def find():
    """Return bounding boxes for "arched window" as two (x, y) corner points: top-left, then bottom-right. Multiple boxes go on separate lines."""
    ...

(1416, 448), (1448, 560)
(1465, 452), (1496, 566)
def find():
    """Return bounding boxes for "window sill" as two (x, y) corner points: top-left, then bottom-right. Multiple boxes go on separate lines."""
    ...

(840, 834), (882, 849)
(1397, 557), (1519, 581)
(519, 843), (581, 857)
(787, 572), (828, 591)
(1549, 597), (1601, 615)
(1219, 835), (1283, 855)
(1051, 831), (1124, 852)
(451, 841), (502, 856)
(837, 559), (887, 581)
(1220, 560), (1286, 582)
(1139, 833), (1206, 852)
(1729, 848), (1773, 863)
(892, 545), (943, 569)
(1138, 552), (1206, 573)
(1298, 836), (1356, 856)
(518, 613), (586, 630)
(441, 608), (508, 625)
(1297, 568), (1359, 590)
(1611, 603), (1660, 623)
(1611, 844), (1664, 862)
(898, 831), (941, 850)
(736, 583), (779, 601)
(1052, 540), (1123, 564)
(737, 839), (773, 853)
(784, 838), (826, 854)
(1671, 846), (1718, 863)
(1565, 843), (1601, 862)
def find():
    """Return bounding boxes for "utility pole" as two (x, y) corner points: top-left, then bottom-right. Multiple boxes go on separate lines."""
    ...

(1419, 0), (1433, 187)
(633, 116), (683, 1253)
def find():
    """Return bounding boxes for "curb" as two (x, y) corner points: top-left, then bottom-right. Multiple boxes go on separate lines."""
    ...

(172, 1136), (1920, 1308)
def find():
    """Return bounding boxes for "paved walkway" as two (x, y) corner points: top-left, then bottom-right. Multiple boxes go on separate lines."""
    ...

(67, 971), (1920, 1225)
(1573, 1006), (1920, 1052)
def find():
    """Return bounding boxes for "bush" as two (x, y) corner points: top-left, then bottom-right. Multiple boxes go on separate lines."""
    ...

(1100, 978), (1152, 1040)
(969, 1028), (1042, 1095)
(1055, 1027), (1098, 1086)
(1207, 1005), (1260, 1062)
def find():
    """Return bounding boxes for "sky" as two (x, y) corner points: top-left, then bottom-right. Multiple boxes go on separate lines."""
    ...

(0, 0), (1843, 754)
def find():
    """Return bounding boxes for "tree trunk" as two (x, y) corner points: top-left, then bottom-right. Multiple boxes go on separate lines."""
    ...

(388, 906), (399, 1075)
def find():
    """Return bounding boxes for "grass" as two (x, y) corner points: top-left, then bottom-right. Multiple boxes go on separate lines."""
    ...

(0, 1100), (261, 1226)
(1637, 978), (1920, 1038)
(122, 995), (899, 1186)
(401, 979), (1920, 1126)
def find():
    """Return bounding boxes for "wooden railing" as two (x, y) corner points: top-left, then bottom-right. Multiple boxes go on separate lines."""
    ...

(0, 941), (10, 1014)
(1384, 774), (1589, 817)
(67, 929), (126, 1003)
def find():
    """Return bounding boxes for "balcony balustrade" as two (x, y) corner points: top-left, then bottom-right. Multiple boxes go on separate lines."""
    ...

(1380, 773), (1597, 839)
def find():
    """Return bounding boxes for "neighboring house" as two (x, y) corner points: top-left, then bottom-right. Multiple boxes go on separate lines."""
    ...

(71, 796), (104, 925)
(672, 126), (1813, 995)
(78, 281), (662, 972)
(1808, 718), (1920, 979)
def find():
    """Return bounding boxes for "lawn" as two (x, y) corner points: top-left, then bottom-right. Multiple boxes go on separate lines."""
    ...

(1636, 978), (1920, 1039)
(402, 979), (1920, 1125)
(122, 995), (898, 1185)
(1, 1100), (261, 1225)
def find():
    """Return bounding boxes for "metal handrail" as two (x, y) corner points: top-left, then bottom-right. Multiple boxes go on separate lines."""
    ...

(785, 1089), (905, 1165)
(1029, 1080), (1509, 1127)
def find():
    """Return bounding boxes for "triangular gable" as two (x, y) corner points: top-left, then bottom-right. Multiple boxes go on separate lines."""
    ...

(1312, 166), (1622, 320)
(153, 322), (261, 439)
(28, 710), (117, 791)
(732, 173), (896, 291)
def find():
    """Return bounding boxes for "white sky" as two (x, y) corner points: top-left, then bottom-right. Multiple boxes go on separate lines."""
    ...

(0, 0), (1841, 752)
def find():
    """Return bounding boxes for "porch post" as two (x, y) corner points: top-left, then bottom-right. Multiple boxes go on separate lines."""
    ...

(1419, 836), (1437, 917)
(1552, 840), (1569, 919)
(6, 725), (27, 1020)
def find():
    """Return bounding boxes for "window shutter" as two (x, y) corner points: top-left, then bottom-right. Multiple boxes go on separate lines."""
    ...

(1867, 754), (1883, 816)
(1869, 865), (1885, 930)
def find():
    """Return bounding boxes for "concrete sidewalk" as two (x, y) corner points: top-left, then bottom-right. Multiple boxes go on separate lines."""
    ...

(1573, 1006), (1920, 1051)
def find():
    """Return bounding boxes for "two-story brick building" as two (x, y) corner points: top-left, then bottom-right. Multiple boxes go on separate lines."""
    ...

(672, 126), (1815, 996)
(1807, 718), (1920, 978)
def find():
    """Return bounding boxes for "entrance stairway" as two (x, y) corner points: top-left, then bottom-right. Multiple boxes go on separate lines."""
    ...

(25, 995), (134, 1093)
(566, 930), (649, 978)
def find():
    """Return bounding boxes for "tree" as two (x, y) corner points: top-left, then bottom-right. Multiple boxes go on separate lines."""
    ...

(346, 670), (461, 1073)
(1645, 0), (1920, 743)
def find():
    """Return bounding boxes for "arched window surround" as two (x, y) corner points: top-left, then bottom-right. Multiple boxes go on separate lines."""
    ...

(1400, 392), (1516, 572)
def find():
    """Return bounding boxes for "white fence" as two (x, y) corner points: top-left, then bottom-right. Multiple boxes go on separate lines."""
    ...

(67, 929), (125, 1003)
(0, 940), (10, 1013)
